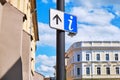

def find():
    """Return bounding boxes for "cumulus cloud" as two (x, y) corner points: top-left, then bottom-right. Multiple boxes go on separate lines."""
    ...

(70, 7), (114, 26)
(37, 22), (56, 47)
(66, 24), (120, 49)
(36, 54), (56, 77)
(66, 24), (120, 42)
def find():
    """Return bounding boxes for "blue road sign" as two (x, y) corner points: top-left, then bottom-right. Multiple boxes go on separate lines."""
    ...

(50, 9), (77, 33)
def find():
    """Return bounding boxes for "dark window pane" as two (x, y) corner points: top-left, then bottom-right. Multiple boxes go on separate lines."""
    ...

(77, 68), (80, 75)
(86, 67), (90, 75)
(86, 54), (89, 61)
(115, 54), (118, 61)
(97, 54), (100, 61)
(97, 67), (101, 75)
(77, 54), (80, 61)
(106, 54), (109, 61)
(116, 67), (119, 74)
(106, 67), (110, 75)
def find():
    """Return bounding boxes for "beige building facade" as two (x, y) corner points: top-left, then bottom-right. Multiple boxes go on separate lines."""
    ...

(33, 71), (45, 80)
(0, 0), (39, 80)
(66, 41), (120, 80)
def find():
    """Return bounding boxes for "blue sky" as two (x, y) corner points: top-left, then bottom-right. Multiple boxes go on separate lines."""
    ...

(35, 0), (120, 77)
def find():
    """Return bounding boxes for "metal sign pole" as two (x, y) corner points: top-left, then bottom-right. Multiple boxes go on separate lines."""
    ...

(56, 0), (65, 80)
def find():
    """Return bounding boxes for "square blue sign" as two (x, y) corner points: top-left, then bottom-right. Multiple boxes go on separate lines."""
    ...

(64, 13), (77, 33)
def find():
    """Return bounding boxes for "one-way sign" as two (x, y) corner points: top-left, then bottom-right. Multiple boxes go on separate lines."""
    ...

(50, 9), (77, 33)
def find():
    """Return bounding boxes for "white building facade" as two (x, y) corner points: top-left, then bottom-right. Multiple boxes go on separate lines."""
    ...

(66, 41), (120, 80)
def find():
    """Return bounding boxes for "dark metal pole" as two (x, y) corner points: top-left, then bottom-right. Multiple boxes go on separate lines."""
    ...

(56, 0), (65, 80)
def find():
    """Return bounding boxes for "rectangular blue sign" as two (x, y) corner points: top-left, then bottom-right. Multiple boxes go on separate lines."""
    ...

(64, 13), (77, 33)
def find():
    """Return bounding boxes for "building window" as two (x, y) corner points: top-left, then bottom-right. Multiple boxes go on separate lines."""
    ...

(116, 67), (120, 74)
(106, 54), (109, 61)
(86, 67), (90, 75)
(96, 54), (100, 61)
(97, 67), (101, 75)
(86, 54), (89, 61)
(115, 54), (118, 61)
(77, 54), (80, 61)
(106, 67), (110, 75)
(77, 68), (80, 76)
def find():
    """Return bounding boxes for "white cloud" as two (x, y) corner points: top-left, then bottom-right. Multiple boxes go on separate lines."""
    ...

(37, 22), (56, 47)
(36, 54), (56, 66)
(66, 24), (120, 49)
(71, 7), (114, 26)
(36, 54), (56, 77)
